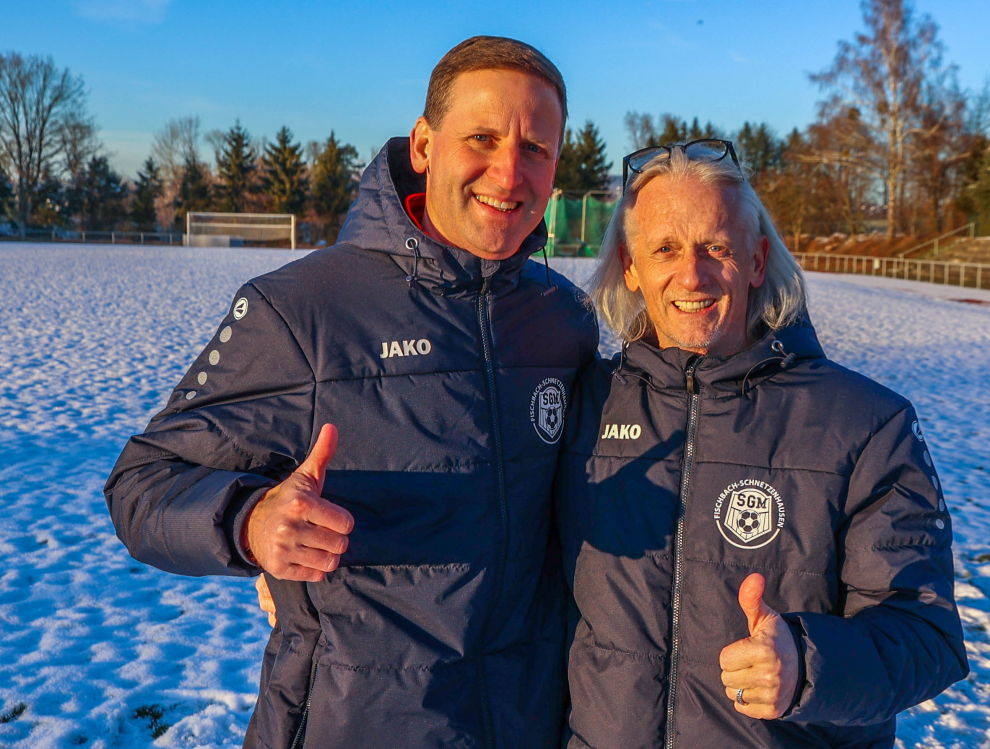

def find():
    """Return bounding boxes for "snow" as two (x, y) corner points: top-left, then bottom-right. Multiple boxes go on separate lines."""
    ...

(1, 243), (988, 748)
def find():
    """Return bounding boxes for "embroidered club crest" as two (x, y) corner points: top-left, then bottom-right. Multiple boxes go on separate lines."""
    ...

(714, 480), (786, 549)
(530, 378), (566, 444)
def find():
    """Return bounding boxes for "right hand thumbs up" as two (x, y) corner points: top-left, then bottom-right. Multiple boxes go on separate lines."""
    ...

(295, 422), (338, 495)
(245, 424), (355, 581)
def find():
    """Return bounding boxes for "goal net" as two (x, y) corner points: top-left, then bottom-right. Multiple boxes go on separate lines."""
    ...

(185, 212), (297, 249)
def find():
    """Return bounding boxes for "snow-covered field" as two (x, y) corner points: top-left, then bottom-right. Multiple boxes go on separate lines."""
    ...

(0, 243), (988, 748)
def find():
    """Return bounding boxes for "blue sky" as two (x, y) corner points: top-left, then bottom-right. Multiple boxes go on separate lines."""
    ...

(4, 0), (988, 178)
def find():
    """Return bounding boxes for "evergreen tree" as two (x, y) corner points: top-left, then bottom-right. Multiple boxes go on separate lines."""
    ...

(79, 155), (127, 230)
(659, 115), (687, 146)
(32, 173), (67, 227)
(215, 120), (257, 212)
(736, 122), (781, 178)
(625, 112), (722, 150)
(62, 165), (87, 227)
(262, 126), (308, 214)
(173, 155), (211, 228)
(957, 135), (990, 232)
(0, 165), (15, 221)
(555, 120), (612, 192)
(131, 157), (163, 231)
(759, 128), (821, 250)
(310, 131), (360, 217)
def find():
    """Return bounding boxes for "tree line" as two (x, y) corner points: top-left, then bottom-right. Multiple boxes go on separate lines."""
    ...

(757, 0), (990, 245)
(554, 0), (990, 245)
(0, 53), (361, 242)
(139, 116), (361, 242)
(2, 0), (988, 245)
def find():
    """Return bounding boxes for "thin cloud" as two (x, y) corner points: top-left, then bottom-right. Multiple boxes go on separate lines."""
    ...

(645, 21), (695, 49)
(73, 0), (173, 23)
(730, 52), (753, 63)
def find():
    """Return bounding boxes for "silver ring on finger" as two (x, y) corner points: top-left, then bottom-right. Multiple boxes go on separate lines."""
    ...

(736, 688), (747, 706)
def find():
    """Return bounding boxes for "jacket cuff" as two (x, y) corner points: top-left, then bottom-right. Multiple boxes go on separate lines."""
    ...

(780, 614), (808, 719)
(225, 484), (273, 572)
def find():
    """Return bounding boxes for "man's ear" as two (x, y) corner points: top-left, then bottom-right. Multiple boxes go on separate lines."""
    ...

(750, 235), (770, 289)
(410, 117), (432, 175)
(621, 243), (640, 293)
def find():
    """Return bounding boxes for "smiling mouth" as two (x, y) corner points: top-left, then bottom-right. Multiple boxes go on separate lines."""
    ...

(474, 195), (520, 212)
(672, 300), (716, 312)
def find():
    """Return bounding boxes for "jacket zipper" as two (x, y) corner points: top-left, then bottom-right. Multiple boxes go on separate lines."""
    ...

(476, 276), (507, 749)
(289, 662), (319, 749)
(666, 360), (701, 749)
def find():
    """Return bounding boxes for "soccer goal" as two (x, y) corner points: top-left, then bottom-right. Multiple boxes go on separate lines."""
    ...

(185, 212), (297, 249)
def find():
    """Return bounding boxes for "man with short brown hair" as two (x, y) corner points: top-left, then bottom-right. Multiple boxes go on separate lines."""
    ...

(423, 35), (568, 139)
(106, 36), (598, 749)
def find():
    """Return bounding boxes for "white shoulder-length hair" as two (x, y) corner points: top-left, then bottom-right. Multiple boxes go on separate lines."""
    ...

(588, 149), (807, 343)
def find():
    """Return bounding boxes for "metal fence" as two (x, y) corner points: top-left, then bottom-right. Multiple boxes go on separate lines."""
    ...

(795, 252), (990, 291)
(895, 223), (976, 258)
(0, 229), (184, 245)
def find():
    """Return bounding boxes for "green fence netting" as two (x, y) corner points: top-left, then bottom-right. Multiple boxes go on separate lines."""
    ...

(543, 192), (617, 257)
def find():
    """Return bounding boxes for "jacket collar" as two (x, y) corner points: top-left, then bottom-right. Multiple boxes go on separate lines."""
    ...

(336, 137), (549, 296)
(620, 318), (825, 395)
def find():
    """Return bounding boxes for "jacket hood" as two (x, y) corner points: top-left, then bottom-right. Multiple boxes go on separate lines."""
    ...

(337, 137), (550, 295)
(619, 318), (825, 395)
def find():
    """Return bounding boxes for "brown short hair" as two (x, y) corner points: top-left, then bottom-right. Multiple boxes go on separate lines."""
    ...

(424, 36), (567, 138)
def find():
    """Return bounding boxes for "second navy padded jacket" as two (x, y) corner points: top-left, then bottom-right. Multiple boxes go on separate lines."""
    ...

(556, 322), (967, 749)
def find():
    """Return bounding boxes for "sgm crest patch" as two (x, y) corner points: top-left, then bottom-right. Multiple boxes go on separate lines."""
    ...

(714, 479), (786, 549)
(530, 378), (566, 444)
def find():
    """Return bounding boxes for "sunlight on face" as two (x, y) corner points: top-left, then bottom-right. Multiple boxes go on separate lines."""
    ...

(622, 175), (768, 356)
(409, 69), (562, 260)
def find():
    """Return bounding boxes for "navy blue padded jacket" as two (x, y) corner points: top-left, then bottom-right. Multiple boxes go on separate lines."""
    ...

(556, 322), (967, 749)
(105, 138), (599, 749)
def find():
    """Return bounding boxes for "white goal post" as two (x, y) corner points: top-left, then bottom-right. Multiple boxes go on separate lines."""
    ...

(185, 212), (297, 249)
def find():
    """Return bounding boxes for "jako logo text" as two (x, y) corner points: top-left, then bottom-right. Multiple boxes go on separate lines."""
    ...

(601, 424), (642, 440)
(380, 339), (433, 358)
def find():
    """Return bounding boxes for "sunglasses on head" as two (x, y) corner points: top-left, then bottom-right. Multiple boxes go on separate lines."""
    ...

(622, 139), (740, 188)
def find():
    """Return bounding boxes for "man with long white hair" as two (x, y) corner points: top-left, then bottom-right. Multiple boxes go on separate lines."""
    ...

(555, 140), (967, 748)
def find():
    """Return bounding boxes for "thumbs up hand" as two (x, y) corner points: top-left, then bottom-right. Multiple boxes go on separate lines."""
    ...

(718, 573), (800, 720)
(244, 424), (355, 582)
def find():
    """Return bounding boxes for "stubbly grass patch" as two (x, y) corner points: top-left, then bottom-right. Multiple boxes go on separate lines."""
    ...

(134, 703), (171, 739)
(0, 703), (26, 724)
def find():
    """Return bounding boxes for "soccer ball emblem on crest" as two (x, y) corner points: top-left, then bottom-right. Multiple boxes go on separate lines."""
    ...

(530, 378), (567, 444)
(736, 509), (763, 535)
(726, 490), (773, 542)
(714, 480), (785, 549)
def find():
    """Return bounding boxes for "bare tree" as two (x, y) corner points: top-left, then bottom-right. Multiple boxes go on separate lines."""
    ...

(804, 109), (875, 235)
(624, 112), (704, 152)
(0, 52), (91, 236)
(58, 111), (100, 179)
(761, 129), (827, 250)
(967, 78), (990, 137)
(151, 115), (201, 184)
(910, 76), (968, 232)
(809, 0), (943, 239)
(151, 116), (202, 229)
(205, 128), (225, 165)
(624, 111), (659, 151)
